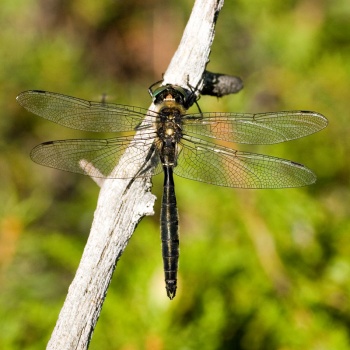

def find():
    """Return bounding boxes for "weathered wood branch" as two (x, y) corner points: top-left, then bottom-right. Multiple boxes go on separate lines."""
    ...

(47, 0), (224, 349)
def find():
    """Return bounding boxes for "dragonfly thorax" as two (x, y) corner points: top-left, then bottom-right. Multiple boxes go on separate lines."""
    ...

(156, 103), (184, 168)
(156, 106), (183, 143)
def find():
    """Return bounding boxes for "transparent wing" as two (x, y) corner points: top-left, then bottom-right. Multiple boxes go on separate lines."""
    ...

(182, 111), (328, 144)
(30, 134), (162, 179)
(17, 90), (154, 132)
(174, 135), (316, 188)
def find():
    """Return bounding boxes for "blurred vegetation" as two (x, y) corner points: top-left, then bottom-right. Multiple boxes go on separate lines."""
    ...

(0, 0), (349, 349)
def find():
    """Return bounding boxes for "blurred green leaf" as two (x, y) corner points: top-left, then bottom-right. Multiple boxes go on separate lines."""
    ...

(1, 0), (349, 349)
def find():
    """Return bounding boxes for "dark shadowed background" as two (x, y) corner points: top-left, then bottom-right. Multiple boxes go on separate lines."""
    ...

(1, 0), (349, 349)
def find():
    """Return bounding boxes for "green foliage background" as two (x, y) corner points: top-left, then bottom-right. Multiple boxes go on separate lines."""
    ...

(1, 0), (349, 349)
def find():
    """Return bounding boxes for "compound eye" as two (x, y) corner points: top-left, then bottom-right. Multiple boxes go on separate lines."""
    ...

(175, 96), (183, 104)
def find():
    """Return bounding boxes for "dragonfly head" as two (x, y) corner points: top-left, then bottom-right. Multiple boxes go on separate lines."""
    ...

(151, 84), (196, 110)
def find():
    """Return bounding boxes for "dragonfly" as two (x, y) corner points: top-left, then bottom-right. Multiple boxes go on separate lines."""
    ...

(16, 84), (328, 299)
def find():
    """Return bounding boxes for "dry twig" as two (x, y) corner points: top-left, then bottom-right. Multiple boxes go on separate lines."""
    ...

(47, 1), (224, 348)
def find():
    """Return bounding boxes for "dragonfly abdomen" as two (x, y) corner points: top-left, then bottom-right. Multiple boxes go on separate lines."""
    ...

(160, 166), (179, 300)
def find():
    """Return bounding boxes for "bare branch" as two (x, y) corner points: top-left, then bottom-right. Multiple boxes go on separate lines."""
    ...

(47, 0), (225, 348)
(79, 159), (105, 187)
(163, 0), (224, 89)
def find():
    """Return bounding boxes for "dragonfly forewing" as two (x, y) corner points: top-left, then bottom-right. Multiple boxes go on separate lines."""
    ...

(182, 111), (328, 144)
(16, 90), (153, 132)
